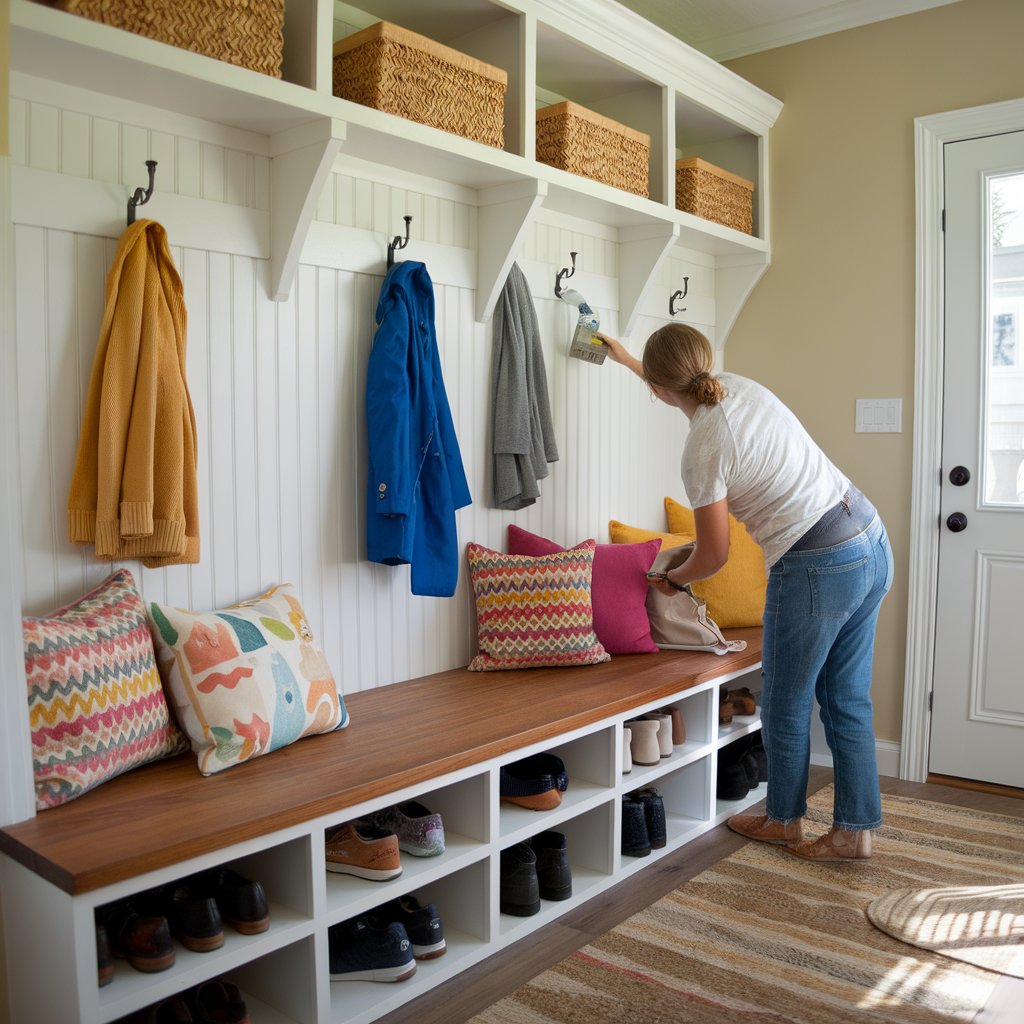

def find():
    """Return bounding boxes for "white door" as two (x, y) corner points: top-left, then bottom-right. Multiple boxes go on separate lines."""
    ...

(930, 131), (1024, 788)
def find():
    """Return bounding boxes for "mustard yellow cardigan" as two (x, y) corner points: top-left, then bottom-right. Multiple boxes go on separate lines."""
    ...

(67, 219), (199, 566)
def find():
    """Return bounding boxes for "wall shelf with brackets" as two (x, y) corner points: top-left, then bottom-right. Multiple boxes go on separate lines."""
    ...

(10, 0), (780, 339)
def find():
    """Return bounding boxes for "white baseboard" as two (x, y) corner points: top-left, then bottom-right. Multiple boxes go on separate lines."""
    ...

(810, 739), (901, 779)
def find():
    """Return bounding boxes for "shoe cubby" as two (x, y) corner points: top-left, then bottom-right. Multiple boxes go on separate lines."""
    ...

(328, 858), (490, 1024)
(323, 771), (491, 923)
(228, 939), (319, 1024)
(497, 800), (614, 942)
(92, 834), (315, 1023)
(651, 755), (714, 846)
(498, 727), (616, 843)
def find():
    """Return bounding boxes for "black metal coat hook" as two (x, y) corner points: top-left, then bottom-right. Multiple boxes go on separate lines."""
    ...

(670, 278), (690, 316)
(554, 251), (578, 297)
(127, 160), (158, 226)
(387, 215), (413, 268)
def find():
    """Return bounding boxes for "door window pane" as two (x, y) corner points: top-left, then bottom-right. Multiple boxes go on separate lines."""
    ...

(986, 172), (1024, 504)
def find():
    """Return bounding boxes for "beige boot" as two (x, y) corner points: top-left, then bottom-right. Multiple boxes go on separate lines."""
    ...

(727, 813), (803, 846)
(782, 827), (872, 862)
(627, 719), (661, 766)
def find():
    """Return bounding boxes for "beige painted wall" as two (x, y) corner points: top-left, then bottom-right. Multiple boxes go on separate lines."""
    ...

(1, 0), (8, 156)
(724, 0), (1024, 744)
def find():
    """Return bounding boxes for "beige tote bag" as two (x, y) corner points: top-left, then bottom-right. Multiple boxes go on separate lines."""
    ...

(646, 544), (747, 655)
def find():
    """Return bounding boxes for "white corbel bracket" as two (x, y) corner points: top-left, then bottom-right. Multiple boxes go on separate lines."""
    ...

(475, 178), (548, 323)
(269, 117), (347, 301)
(618, 221), (680, 336)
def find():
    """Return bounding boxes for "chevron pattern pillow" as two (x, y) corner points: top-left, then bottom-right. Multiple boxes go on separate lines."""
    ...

(466, 540), (610, 670)
(24, 569), (187, 810)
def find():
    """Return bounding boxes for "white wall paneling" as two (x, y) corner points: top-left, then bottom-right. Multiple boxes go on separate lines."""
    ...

(6, 84), (692, 816)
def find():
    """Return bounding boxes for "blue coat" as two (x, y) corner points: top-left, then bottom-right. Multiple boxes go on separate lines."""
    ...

(365, 261), (472, 597)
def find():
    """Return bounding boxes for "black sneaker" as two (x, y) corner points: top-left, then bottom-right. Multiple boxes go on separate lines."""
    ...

(621, 796), (651, 857)
(328, 916), (416, 982)
(633, 788), (667, 849)
(531, 831), (572, 901)
(368, 896), (446, 960)
(500, 842), (540, 916)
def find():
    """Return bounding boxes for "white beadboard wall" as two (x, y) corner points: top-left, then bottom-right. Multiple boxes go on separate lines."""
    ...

(4, 77), (708, 818)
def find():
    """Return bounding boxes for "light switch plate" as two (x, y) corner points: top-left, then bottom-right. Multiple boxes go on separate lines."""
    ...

(856, 398), (902, 433)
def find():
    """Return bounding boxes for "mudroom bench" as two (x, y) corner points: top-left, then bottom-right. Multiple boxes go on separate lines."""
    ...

(0, 630), (763, 1024)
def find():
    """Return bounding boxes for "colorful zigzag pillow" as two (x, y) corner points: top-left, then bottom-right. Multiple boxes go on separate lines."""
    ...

(24, 569), (187, 810)
(466, 540), (609, 671)
(148, 583), (349, 776)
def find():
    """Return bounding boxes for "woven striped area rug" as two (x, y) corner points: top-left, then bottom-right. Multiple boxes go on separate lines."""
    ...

(470, 786), (1024, 1024)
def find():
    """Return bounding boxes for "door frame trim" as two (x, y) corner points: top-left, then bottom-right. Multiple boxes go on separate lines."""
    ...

(903, 98), (1024, 782)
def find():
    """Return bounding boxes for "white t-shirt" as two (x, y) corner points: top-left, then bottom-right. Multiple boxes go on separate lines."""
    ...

(681, 373), (849, 567)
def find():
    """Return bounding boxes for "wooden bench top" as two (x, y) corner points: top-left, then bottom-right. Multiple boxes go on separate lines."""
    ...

(0, 631), (761, 896)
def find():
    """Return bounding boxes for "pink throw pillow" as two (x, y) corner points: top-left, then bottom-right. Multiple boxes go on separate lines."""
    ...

(507, 525), (659, 655)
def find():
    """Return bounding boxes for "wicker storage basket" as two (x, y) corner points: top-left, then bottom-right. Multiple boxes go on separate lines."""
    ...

(536, 101), (649, 197)
(333, 22), (507, 149)
(675, 158), (754, 234)
(47, 0), (284, 77)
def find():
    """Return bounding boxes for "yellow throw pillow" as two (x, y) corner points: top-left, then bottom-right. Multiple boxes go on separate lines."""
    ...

(664, 498), (766, 627)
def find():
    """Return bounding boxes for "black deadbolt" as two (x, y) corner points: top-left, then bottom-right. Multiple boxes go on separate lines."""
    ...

(949, 465), (971, 486)
(946, 512), (968, 532)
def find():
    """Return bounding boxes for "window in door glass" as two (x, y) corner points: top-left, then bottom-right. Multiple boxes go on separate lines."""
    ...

(986, 172), (1024, 504)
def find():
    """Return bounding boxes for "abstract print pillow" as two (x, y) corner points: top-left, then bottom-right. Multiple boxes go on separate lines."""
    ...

(466, 540), (610, 671)
(148, 583), (349, 776)
(24, 568), (187, 810)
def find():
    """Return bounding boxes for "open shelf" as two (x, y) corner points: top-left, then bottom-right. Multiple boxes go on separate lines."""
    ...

(11, 0), (778, 332)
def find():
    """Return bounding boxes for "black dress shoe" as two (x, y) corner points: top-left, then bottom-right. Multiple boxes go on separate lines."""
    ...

(210, 868), (270, 935)
(96, 924), (114, 987)
(168, 882), (224, 952)
(96, 897), (175, 973)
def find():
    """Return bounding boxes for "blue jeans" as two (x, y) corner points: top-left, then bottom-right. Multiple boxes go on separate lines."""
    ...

(760, 515), (894, 831)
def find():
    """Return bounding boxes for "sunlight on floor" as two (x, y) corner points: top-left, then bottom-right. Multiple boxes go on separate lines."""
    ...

(857, 955), (997, 1016)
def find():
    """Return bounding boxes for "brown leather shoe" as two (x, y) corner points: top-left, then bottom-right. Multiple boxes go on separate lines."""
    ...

(727, 813), (803, 845)
(781, 827), (872, 862)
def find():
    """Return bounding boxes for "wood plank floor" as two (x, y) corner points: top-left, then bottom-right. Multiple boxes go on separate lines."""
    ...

(378, 768), (1024, 1024)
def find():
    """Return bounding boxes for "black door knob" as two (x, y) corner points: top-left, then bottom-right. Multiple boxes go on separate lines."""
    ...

(946, 512), (968, 532)
(949, 465), (971, 486)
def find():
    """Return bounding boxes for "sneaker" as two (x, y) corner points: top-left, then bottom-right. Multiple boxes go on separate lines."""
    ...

(369, 896), (446, 960)
(325, 822), (402, 880)
(328, 916), (416, 982)
(500, 842), (540, 916)
(621, 796), (651, 857)
(368, 801), (445, 857)
(531, 831), (572, 901)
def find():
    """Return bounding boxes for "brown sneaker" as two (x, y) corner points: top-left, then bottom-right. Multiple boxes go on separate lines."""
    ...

(727, 813), (803, 845)
(325, 822), (402, 880)
(781, 827), (872, 862)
